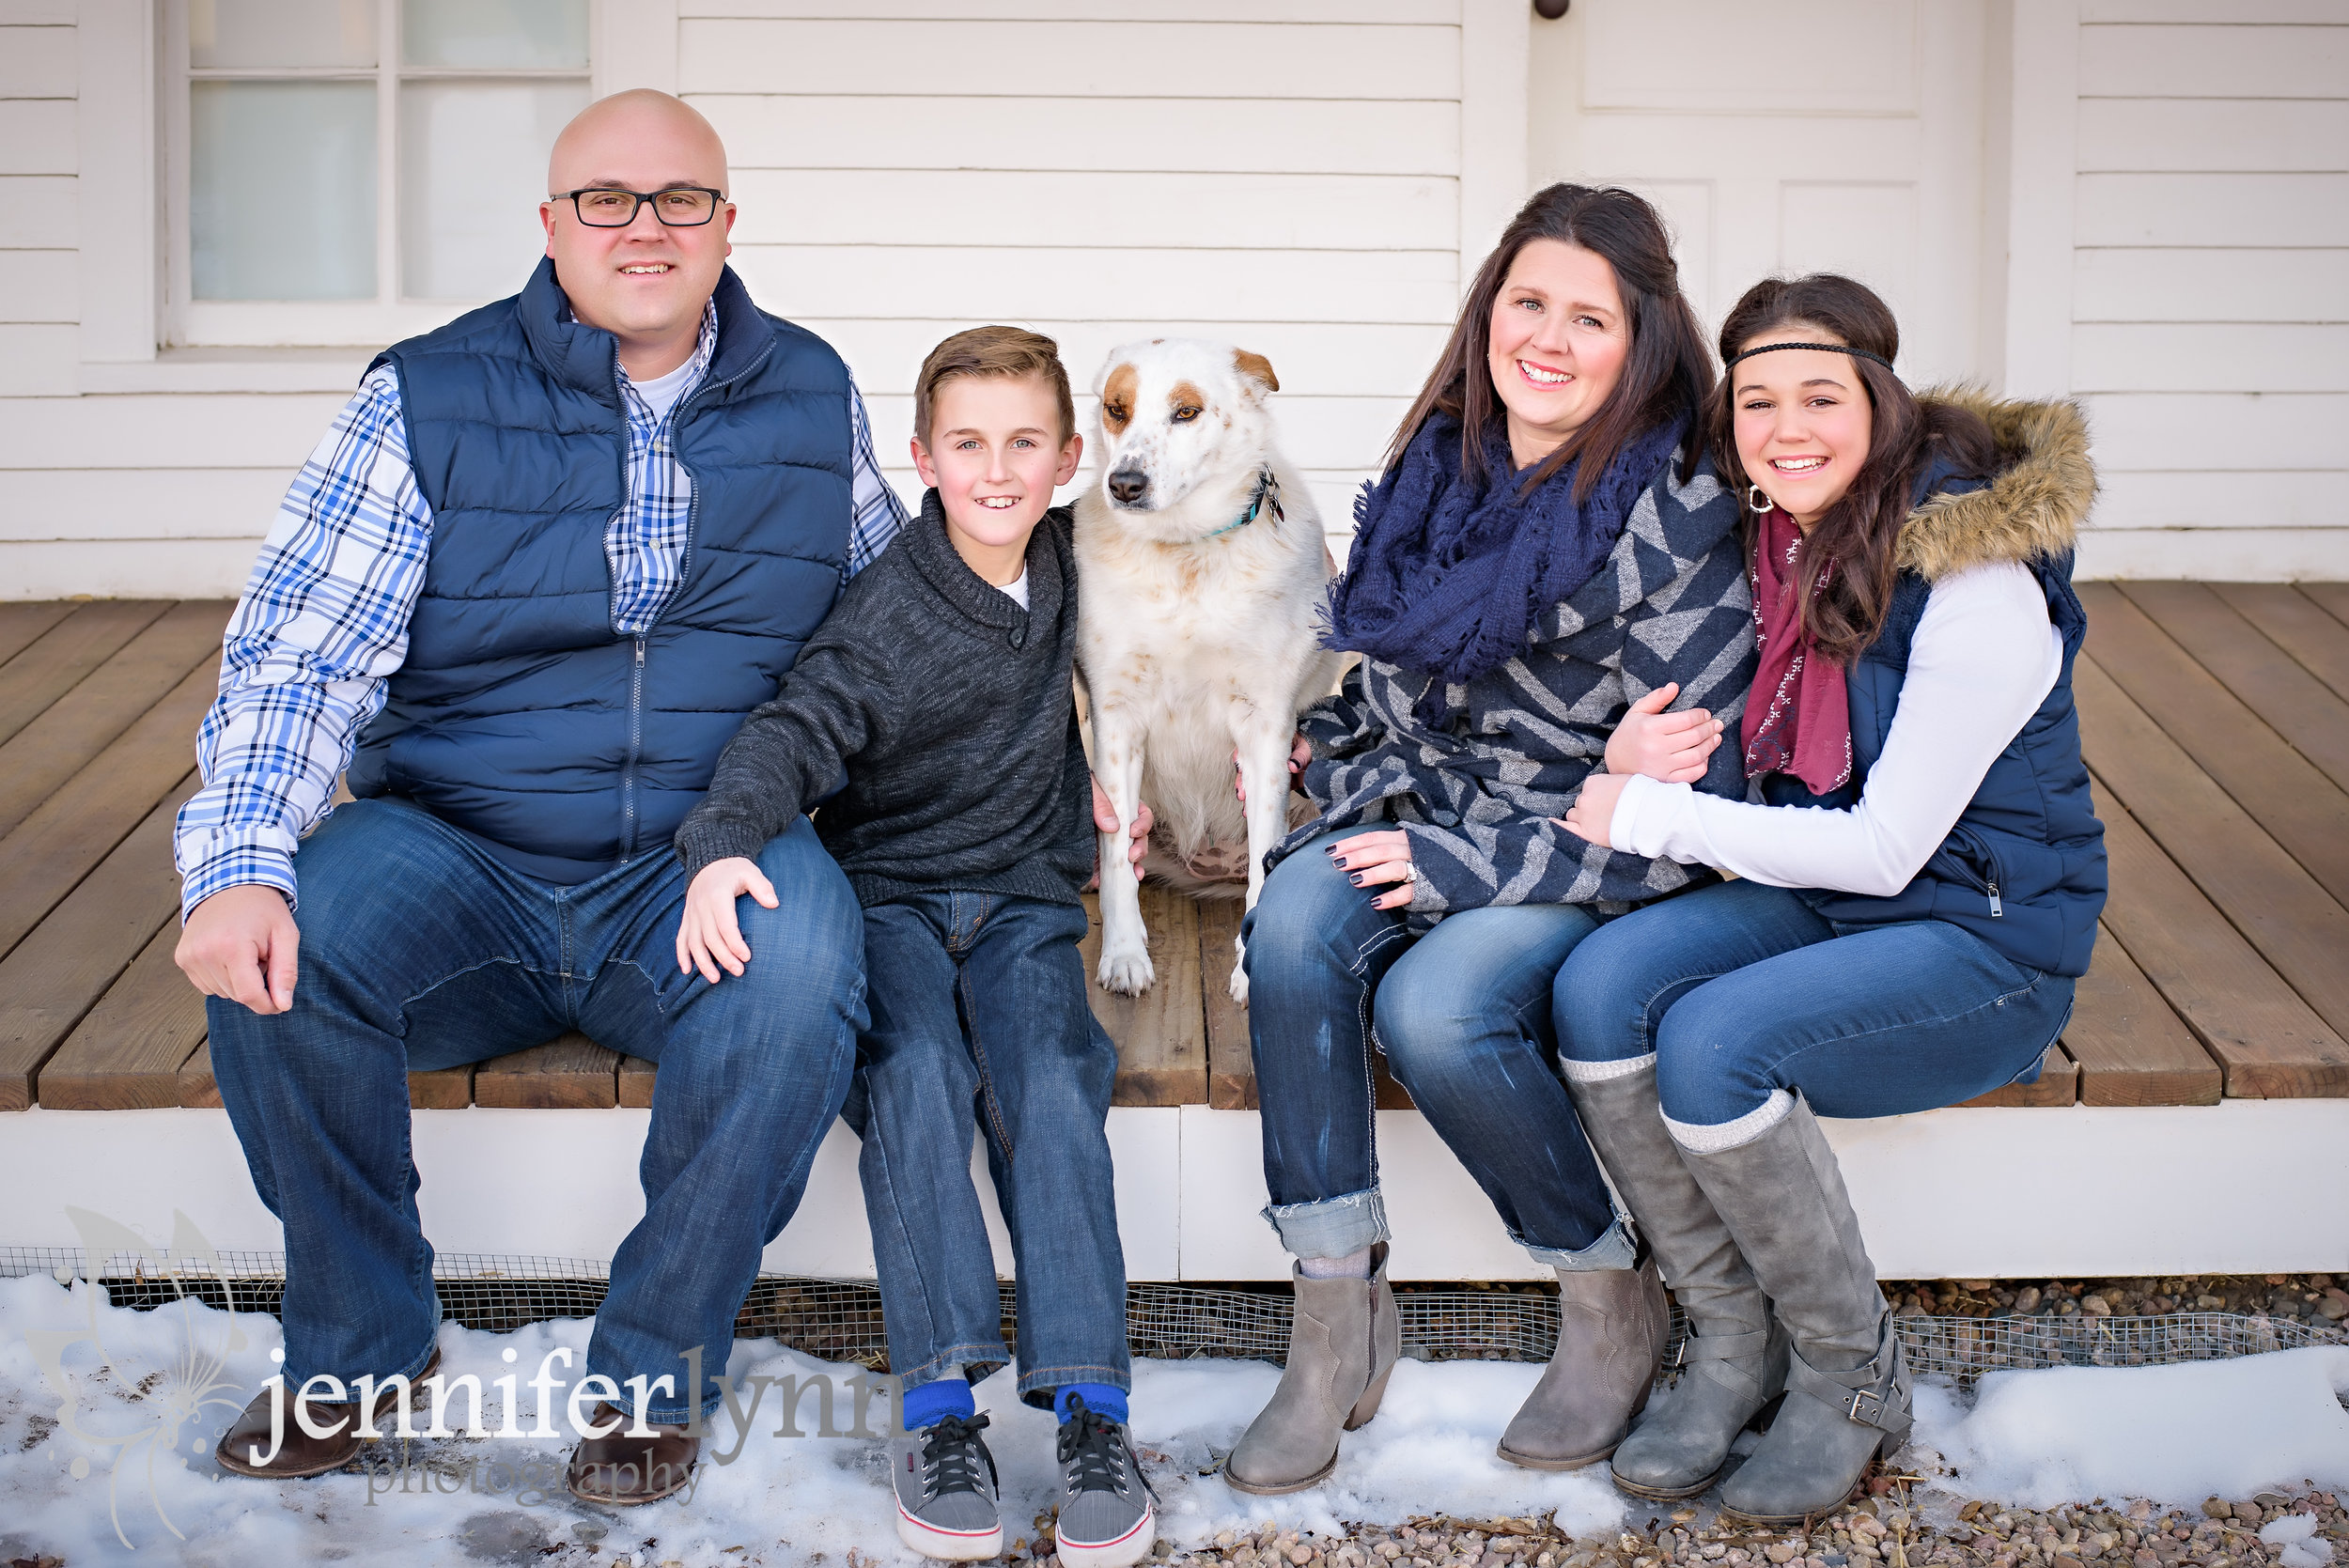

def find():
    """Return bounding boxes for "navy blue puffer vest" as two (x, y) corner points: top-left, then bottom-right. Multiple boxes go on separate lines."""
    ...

(347, 259), (853, 881)
(1761, 426), (2108, 979)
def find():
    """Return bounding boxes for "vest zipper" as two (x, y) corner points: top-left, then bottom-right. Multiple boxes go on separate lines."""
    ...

(1985, 877), (2002, 919)
(621, 636), (646, 861)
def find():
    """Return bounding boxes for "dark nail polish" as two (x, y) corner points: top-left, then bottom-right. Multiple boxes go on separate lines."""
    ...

(1323, 846), (1338, 856)
(1349, 874), (1364, 887)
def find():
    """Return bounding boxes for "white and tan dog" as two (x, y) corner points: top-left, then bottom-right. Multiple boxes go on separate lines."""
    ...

(1075, 337), (1343, 1003)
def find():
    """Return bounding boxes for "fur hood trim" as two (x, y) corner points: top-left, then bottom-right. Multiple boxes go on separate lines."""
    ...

(1898, 387), (2096, 582)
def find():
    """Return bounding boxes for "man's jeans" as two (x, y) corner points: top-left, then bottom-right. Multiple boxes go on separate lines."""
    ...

(840, 891), (1128, 1406)
(1552, 877), (2074, 1131)
(206, 798), (866, 1424)
(1240, 832), (1627, 1271)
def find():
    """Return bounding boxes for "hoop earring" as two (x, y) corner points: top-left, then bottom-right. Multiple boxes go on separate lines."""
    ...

(1747, 484), (1775, 515)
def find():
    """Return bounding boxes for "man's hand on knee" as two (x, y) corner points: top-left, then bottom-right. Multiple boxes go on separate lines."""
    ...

(176, 885), (301, 1015)
(677, 857), (777, 983)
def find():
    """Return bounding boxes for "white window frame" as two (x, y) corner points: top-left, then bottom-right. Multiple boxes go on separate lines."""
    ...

(70, 0), (678, 378)
(161, 0), (593, 347)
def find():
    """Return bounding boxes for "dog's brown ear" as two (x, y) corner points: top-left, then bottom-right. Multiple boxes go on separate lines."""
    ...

(1233, 349), (1280, 395)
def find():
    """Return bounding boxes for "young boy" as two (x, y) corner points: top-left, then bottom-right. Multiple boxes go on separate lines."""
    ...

(673, 327), (1153, 1567)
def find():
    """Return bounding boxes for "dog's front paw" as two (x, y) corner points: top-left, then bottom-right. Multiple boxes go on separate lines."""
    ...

(1097, 934), (1156, 996)
(1228, 930), (1250, 1007)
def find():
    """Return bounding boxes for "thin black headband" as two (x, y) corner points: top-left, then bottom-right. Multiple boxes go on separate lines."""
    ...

(1723, 340), (1898, 375)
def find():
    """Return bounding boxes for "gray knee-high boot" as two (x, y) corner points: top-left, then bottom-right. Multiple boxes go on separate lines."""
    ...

(1564, 1058), (1786, 1498)
(1677, 1094), (1912, 1524)
(1224, 1243), (1401, 1495)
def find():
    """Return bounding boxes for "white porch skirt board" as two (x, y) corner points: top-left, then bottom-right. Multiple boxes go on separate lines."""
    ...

(2, 1100), (2343, 1282)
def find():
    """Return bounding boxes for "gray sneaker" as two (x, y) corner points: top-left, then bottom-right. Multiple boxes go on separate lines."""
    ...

(1053, 1396), (1156, 1568)
(890, 1413), (1002, 1561)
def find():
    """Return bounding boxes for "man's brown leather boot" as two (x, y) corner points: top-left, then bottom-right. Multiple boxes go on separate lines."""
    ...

(567, 1402), (701, 1506)
(214, 1347), (442, 1480)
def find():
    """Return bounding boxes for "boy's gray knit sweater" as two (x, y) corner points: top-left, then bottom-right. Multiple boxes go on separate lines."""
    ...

(673, 491), (1093, 908)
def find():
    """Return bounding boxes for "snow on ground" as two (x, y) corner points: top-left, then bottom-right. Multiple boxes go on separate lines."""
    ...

(0, 1273), (2344, 1567)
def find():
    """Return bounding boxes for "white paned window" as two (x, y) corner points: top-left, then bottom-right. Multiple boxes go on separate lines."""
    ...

(168, 0), (591, 346)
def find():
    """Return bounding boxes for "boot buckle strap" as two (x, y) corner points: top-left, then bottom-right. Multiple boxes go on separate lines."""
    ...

(1843, 1386), (1889, 1426)
(1672, 1327), (1767, 1368)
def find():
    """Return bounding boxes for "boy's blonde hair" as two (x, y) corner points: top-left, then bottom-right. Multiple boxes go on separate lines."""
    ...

(913, 326), (1076, 447)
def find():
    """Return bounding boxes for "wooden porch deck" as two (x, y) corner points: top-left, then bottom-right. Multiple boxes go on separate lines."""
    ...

(1, 584), (2345, 1117)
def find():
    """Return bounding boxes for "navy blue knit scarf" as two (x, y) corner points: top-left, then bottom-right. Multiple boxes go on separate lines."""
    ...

(1327, 410), (1688, 723)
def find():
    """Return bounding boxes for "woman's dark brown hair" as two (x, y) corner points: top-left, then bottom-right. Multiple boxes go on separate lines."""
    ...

(1389, 183), (1714, 499)
(1708, 273), (1999, 664)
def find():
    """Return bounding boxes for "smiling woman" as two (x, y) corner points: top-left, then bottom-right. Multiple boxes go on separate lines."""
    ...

(1221, 183), (1759, 1499)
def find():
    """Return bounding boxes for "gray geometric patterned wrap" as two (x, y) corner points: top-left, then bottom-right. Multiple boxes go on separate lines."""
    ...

(1280, 443), (1758, 923)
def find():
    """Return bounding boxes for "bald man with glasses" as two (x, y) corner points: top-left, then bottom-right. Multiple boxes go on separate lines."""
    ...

(176, 90), (902, 1503)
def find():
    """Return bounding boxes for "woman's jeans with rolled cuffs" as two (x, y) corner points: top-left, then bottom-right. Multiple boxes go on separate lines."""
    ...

(1551, 877), (2076, 1141)
(1243, 831), (1628, 1271)
(840, 891), (1129, 1406)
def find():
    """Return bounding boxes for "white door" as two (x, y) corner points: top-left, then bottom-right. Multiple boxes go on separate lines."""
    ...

(1526, 0), (1990, 388)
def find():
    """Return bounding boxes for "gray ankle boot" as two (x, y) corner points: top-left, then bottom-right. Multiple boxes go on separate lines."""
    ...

(1224, 1243), (1400, 1496)
(1495, 1245), (1669, 1470)
(1678, 1095), (1912, 1524)
(1565, 1059), (1786, 1499)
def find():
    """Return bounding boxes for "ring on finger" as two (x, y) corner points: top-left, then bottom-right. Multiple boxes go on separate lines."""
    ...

(1401, 862), (1420, 885)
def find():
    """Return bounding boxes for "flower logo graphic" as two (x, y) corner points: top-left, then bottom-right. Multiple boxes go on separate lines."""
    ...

(23, 1207), (254, 1550)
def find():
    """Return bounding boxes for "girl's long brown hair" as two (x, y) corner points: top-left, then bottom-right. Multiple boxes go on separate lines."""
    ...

(1389, 183), (1714, 499)
(1708, 274), (1999, 664)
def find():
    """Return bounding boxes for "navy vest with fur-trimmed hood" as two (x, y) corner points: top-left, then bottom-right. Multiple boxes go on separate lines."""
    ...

(347, 258), (855, 882)
(1761, 392), (2108, 978)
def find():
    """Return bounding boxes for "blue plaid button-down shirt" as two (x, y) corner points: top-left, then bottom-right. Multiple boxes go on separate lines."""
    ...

(174, 302), (908, 916)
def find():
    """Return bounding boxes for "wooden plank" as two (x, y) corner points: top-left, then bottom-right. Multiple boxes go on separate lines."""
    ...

(1200, 900), (1253, 1110)
(619, 1055), (656, 1110)
(2077, 652), (2349, 1062)
(2088, 582), (2349, 905)
(0, 658), (216, 961)
(2090, 787), (2349, 1099)
(1079, 887), (1207, 1107)
(0, 775), (194, 1111)
(0, 601), (72, 667)
(2062, 924), (2224, 1108)
(38, 924), (209, 1109)
(0, 600), (228, 838)
(473, 1032), (620, 1110)
(0, 599), (169, 747)
(2209, 582), (2349, 706)
(178, 1041), (221, 1109)
(2302, 582), (2349, 634)
(177, 1041), (474, 1110)
(1960, 1044), (2077, 1109)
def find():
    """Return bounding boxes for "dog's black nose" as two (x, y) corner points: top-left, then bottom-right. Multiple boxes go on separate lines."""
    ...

(1106, 468), (1150, 505)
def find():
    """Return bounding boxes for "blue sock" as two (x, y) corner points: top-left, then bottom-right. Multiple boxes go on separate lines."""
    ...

(1054, 1383), (1128, 1426)
(900, 1376), (975, 1431)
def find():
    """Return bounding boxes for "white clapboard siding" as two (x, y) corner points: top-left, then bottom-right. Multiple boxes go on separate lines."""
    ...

(0, 99), (73, 175)
(2073, 324), (2349, 395)
(2073, 249), (2349, 324)
(2075, 174), (2349, 249)
(0, 175), (74, 248)
(2086, 393), (2349, 474)
(732, 246), (1460, 327)
(2077, 99), (2349, 175)
(2077, 23), (2349, 98)
(726, 170), (1458, 253)
(697, 96), (1463, 178)
(2072, 12), (2348, 567)
(0, 22), (71, 97)
(0, 469), (296, 541)
(0, 394), (352, 472)
(797, 319), (1451, 401)
(0, 323), (75, 396)
(678, 18), (1459, 101)
(0, 247), (75, 321)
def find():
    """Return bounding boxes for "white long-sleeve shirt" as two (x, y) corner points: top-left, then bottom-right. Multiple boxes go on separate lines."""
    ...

(1609, 561), (2061, 895)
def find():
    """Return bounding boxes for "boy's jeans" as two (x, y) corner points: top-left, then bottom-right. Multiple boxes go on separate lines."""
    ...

(841, 890), (1130, 1406)
(206, 798), (867, 1423)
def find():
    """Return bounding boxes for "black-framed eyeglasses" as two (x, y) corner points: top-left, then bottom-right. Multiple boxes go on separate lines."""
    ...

(553, 186), (724, 227)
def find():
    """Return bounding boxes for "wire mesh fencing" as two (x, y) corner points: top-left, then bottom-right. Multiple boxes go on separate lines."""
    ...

(4, 1248), (2340, 1384)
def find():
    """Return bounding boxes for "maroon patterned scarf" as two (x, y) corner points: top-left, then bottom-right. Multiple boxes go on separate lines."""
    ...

(1740, 505), (1853, 795)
